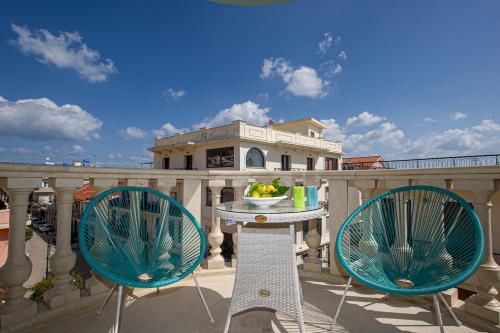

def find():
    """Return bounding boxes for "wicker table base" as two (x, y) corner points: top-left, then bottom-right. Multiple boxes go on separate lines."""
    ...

(223, 223), (304, 333)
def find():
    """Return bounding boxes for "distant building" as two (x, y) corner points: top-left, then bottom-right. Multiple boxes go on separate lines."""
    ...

(342, 155), (385, 170)
(149, 118), (342, 171)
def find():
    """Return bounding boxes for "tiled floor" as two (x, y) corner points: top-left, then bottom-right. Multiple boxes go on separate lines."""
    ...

(32, 274), (484, 333)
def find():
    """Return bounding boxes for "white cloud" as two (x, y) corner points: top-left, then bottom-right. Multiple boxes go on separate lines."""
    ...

(70, 144), (85, 155)
(423, 117), (436, 123)
(119, 127), (147, 140)
(318, 32), (334, 55)
(153, 122), (188, 138)
(0, 147), (6, 153)
(162, 88), (186, 102)
(321, 119), (345, 141)
(320, 60), (342, 77)
(10, 147), (34, 155)
(0, 96), (102, 141)
(338, 51), (348, 60)
(10, 24), (117, 83)
(108, 153), (123, 160)
(194, 101), (271, 129)
(404, 120), (500, 157)
(260, 58), (329, 98)
(344, 122), (405, 154)
(346, 111), (386, 127)
(450, 112), (467, 120)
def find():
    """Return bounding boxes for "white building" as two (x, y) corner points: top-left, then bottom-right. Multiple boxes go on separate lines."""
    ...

(149, 118), (343, 262)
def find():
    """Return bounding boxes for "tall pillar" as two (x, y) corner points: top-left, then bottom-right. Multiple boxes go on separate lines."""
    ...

(357, 185), (378, 253)
(203, 180), (225, 269)
(156, 179), (177, 197)
(85, 178), (118, 296)
(328, 179), (349, 276)
(465, 190), (500, 324)
(0, 177), (41, 328)
(44, 178), (83, 308)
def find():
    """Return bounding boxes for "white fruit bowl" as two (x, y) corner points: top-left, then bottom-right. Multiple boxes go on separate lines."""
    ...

(242, 195), (287, 208)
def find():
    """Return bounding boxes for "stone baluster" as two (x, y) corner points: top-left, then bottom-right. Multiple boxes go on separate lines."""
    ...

(465, 189), (500, 324)
(304, 177), (322, 272)
(125, 178), (149, 188)
(230, 184), (247, 268)
(0, 177), (41, 328)
(85, 178), (118, 296)
(356, 181), (379, 254)
(203, 180), (225, 269)
(44, 178), (83, 308)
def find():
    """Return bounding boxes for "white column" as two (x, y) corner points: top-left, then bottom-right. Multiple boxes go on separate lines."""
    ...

(203, 180), (225, 269)
(44, 178), (83, 308)
(328, 179), (349, 276)
(85, 178), (118, 296)
(465, 191), (500, 324)
(0, 177), (40, 328)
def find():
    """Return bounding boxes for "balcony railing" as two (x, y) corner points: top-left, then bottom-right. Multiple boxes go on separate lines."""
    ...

(342, 153), (500, 170)
(0, 162), (499, 331)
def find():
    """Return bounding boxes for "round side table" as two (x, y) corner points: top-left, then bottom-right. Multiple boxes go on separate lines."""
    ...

(215, 200), (326, 333)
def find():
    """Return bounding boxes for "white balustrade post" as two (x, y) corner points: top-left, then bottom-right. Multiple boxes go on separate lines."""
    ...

(465, 191), (500, 324)
(328, 179), (349, 276)
(0, 177), (41, 328)
(304, 219), (322, 272)
(203, 180), (225, 269)
(85, 178), (118, 296)
(44, 178), (83, 308)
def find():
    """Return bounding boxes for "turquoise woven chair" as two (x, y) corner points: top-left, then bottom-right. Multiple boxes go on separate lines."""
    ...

(79, 186), (214, 333)
(332, 186), (484, 333)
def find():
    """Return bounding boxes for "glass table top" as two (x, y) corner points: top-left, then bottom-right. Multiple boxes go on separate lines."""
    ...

(215, 200), (324, 215)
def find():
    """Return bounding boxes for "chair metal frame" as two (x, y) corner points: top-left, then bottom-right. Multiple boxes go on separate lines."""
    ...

(332, 185), (484, 333)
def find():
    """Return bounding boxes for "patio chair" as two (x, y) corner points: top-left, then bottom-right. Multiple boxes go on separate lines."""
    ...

(332, 185), (484, 333)
(79, 186), (214, 333)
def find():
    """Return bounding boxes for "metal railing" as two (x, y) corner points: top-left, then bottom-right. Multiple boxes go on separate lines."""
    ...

(342, 154), (500, 170)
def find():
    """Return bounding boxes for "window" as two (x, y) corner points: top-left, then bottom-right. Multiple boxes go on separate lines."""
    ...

(185, 155), (193, 170)
(281, 155), (291, 171)
(206, 147), (234, 168)
(325, 157), (339, 170)
(163, 157), (170, 170)
(246, 148), (265, 168)
(307, 157), (314, 171)
(309, 131), (316, 138)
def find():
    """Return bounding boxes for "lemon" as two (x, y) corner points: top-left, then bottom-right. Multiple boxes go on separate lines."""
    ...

(256, 183), (267, 194)
(266, 184), (276, 193)
(250, 191), (261, 198)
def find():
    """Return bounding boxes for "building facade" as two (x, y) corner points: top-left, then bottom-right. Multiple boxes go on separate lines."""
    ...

(149, 118), (343, 261)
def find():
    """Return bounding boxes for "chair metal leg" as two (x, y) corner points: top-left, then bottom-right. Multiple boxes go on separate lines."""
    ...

(192, 274), (215, 324)
(438, 293), (462, 326)
(114, 285), (125, 333)
(332, 276), (352, 327)
(97, 284), (117, 314)
(223, 310), (232, 333)
(432, 294), (445, 333)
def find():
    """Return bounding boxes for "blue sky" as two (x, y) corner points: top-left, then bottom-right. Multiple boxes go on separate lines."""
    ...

(1, 0), (499, 166)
